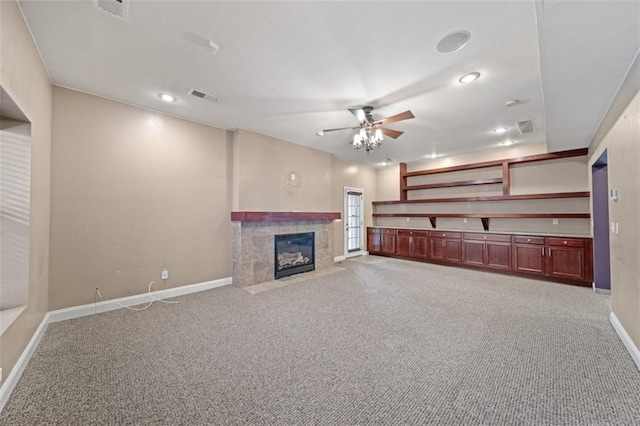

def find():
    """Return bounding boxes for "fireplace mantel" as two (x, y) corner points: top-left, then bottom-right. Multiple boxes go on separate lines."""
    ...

(231, 211), (341, 222)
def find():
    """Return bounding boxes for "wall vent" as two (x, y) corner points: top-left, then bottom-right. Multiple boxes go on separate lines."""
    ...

(188, 89), (221, 103)
(517, 119), (535, 134)
(93, 0), (128, 19)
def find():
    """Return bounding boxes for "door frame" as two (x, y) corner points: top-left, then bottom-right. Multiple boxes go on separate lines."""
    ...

(344, 187), (365, 258)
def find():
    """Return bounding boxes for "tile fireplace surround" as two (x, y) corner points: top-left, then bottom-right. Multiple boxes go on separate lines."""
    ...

(231, 212), (341, 287)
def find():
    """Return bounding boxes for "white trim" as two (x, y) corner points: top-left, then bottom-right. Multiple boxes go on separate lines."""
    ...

(610, 311), (640, 371)
(334, 255), (346, 263)
(0, 277), (232, 413)
(0, 312), (50, 412)
(344, 186), (365, 258)
(48, 277), (232, 323)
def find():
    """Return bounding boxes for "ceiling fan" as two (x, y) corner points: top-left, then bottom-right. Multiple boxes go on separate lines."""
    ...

(319, 106), (415, 152)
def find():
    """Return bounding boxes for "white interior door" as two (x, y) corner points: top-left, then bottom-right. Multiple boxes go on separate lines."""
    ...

(344, 187), (364, 257)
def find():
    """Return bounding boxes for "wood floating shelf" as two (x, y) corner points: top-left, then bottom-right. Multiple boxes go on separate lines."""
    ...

(231, 211), (341, 222)
(399, 148), (589, 200)
(405, 177), (503, 191)
(373, 191), (591, 205)
(371, 213), (591, 231)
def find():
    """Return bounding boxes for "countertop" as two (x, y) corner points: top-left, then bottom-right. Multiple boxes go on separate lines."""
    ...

(368, 226), (591, 238)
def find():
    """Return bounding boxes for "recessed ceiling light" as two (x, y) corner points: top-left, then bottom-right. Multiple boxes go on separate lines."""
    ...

(501, 140), (515, 146)
(436, 30), (471, 53)
(425, 153), (438, 159)
(493, 127), (508, 134)
(380, 161), (388, 167)
(459, 72), (480, 84)
(316, 131), (324, 136)
(159, 93), (176, 103)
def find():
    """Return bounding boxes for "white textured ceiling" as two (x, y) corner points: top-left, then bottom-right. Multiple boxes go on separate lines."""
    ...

(18, 0), (640, 167)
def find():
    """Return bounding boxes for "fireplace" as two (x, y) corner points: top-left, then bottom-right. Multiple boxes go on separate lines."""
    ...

(274, 232), (315, 279)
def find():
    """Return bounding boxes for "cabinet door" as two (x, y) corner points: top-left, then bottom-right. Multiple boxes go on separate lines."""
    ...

(413, 235), (429, 259)
(381, 234), (396, 254)
(462, 240), (485, 266)
(547, 246), (584, 280)
(444, 239), (461, 263)
(367, 232), (381, 254)
(430, 237), (445, 260)
(486, 241), (512, 270)
(396, 235), (412, 257)
(513, 244), (546, 275)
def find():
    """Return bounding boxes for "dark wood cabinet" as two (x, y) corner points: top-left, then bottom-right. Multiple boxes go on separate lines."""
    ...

(397, 230), (429, 259)
(512, 236), (546, 276)
(462, 233), (512, 270)
(429, 232), (461, 263)
(367, 227), (592, 287)
(380, 228), (397, 254)
(546, 237), (590, 281)
(367, 228), (381, 254)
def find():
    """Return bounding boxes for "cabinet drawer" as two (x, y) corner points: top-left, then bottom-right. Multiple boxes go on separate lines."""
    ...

(367, 227), (381, 234)
(547, 237), (584, 248)
(514, 236), (545, 245)
(398, 230), (428, 237)
(429, 231), (461, 239)
(383, 228), (398, 235)
(464, 233), (511, 243)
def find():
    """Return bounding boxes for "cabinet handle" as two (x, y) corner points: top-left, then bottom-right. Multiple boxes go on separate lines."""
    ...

(563, 241), (568, 245)
(484, 236), (487, 239)
(527, 239), (531, 242)
(542, 247), (544, 256)
(548, 247), (551, 257)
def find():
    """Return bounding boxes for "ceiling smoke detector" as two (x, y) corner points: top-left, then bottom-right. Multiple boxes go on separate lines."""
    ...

(188, 89), (221, 103)
(92, 0), (128, 19)
(517, 119), (535, 134)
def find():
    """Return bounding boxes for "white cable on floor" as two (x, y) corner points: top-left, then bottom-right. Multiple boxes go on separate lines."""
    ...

(95, 281), (180, 312)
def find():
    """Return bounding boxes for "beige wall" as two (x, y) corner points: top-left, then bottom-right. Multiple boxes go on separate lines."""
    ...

(49, 87), (232, 310)
(330, 159), (377, 257)
(232, 129), (332, 212)
(0, 0), (52, 383)
(589, 88), (640, 351)
(374, 143), (591, 235)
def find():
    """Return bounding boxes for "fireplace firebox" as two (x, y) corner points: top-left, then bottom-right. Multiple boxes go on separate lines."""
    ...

(274, 232), (315, 279)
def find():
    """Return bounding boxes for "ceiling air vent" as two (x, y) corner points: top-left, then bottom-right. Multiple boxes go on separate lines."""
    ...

(517, 119), (535, 134)
(188, 89), (221, 103)
(93, 0), (128, 19)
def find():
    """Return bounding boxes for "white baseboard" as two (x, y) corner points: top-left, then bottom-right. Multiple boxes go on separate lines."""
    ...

(0, 277), (232, 413)
(334, 255), (346, 263)
(610, 311), (640, 371)
(48, 277), (232, 323)
(0, 311), (50, 412)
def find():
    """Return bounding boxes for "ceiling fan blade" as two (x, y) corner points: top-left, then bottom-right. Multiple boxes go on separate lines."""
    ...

(375, 110), (415, 125)
(381, 127), (404, 139)
(322, 126), (360, 133)
(348, 108), (367, 124)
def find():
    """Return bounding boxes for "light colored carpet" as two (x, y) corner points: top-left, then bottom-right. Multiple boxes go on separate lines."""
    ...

(2, 256), (640, 425)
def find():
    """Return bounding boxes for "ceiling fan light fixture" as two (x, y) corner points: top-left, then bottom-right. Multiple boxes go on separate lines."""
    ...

(493, 127), (508, 134)
(374, 128), (383, 142)
(501, 140), (515, 146)
(459, 72), (480, 84)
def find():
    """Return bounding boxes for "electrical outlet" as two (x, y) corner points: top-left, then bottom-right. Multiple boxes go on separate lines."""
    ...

(552, 219), (559, 225)
(463, 218), (468, 223)
(161, 268), (169, 280)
